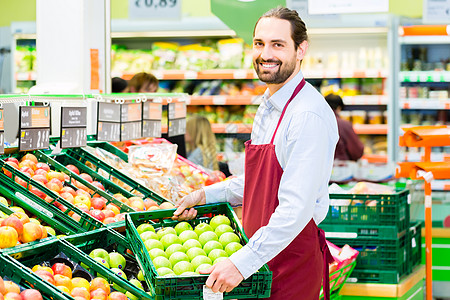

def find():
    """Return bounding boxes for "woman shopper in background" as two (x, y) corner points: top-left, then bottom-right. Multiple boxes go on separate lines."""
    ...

(185, 115), (219, 171)
(128, 72), (159, 93)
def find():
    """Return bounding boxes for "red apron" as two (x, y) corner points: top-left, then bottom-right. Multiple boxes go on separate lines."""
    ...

(242, 78), (333, 300)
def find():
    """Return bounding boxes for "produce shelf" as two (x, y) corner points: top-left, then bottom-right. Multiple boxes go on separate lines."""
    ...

(353, 124), (388, 135)
(401, 99), (450, 110)
(343, 95), (388, 105)
(400, 71), (450, 82)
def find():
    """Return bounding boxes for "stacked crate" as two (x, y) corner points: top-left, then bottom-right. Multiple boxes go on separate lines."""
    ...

(320, 189), (422, 283)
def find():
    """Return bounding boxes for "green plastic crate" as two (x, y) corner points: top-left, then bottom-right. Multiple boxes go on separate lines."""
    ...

(325, 190), (410, 232)
(408, 222), (422, 273)
(347, 269), (403, 284)
(320, 260), (357, 300)
(1, 237), (153, 300)
(319, 224), (406, 240)
(0, 157), (103, 233)
(62, 227), (156, 296)
(0, 253), (74, 300)
(88, 141), (129, 162)
(49, 146), (168, 204)
(126, 203), (272, 299)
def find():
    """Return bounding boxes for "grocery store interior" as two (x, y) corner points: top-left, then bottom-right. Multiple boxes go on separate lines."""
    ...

(0, 0), (449, 299)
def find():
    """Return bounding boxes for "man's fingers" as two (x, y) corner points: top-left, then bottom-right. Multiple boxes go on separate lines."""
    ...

(173, 202), (187, 216)
(204, 266), (217, 288)
(225, 286), (234, 293)
(199, 265), (214, 275)
(219, 284), (227, 293)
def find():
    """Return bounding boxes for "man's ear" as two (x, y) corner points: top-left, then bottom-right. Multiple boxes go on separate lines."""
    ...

(297, 40), (308, 61)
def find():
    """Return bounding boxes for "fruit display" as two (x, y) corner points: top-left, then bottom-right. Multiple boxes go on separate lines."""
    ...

(0, 276), (44, 300)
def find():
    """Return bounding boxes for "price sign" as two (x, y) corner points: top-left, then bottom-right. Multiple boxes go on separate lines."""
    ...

(121, 103), (142, 122)
(121, 122), (142, 141)
(60, 107), (87, 148)
(129, 0), (181, 19)
(97, 102), (121, 142)
(167, 102), (186, 137)
(142, 102), (162, 138)
(19, 106), (51, 151)
(98, 102), (121, 122)
(121, 103), (142, 141)
(0, 109), (4, 154)
(97, 122), (121, 142)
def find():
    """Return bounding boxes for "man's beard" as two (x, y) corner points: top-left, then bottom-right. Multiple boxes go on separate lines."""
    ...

(253, 57), (296, 84)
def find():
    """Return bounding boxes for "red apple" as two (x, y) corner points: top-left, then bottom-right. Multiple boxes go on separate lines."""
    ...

(60, 192), (75, 204)
(34, 169), (48, 177)
(103, 217), (118, 224)
(108, 291), (128, 300)
(6, 157), (19, 166)
(1, 216), (23, 235)
(101, 209), (115, 218)
(91, 197), (107, 210)
(60, 186), (77, 197)
(91, 181), (105, 191)
(65, 164), (80, 175)
(3, 161), (18, 178)
(90, 277), (110, 294)
(29, 186), (47, 199)
(18, 160), (36, 172)
(33, 269), (54, 281)
(20, 289), (43, 300)
(21, 153), (38, 164)
(4, 292), (21, 300)
(21, 222), (43, 243)
(35, 162), (50, 172)
(19, 166), (35, 177)
(80, 173), (93, 183)
(0, 276), (6, 295)
(90, 288), (107, 300)
(144, 199), (159, 210)
(71, 287), (90, 300)
(76, 189), (90, 197)
(52, 263), (72, 279)
(116, 213), (126, 221)
(46, 171), (65, 182)
(0, 226), (19, 249)
(32, 174), (48, 184)
(90, 209), (105, 222)
(10, 212), (30, 224)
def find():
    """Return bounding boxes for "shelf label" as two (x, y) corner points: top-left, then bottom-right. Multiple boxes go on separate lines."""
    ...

(143, 102), (162, 120)
(168, 102), (186, 137)
(121, 103), (142, 122)
(142, 102), (162, 138)
(308, 0), (388, 14)
(233, 70), (248, 79)
(19, 106), (51, 151)
(0, 109), (3, 154)
(16, 192), (53, 218)
(129, 0), (181, 20)
(424, 0), (450, 23)
(212, 96), (226, 105)
(97, 122), (121, 142)
(98, 102), (121, 122)
(61, 107), (87, 149)
(121, 121), (142, 141)
(143, 120), (162, 138)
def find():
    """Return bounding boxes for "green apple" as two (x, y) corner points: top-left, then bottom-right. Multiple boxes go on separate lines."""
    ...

(198, 231), (218, 247)
(29, 218), (40, 224)
(203, 240), (223, 255)
(130, 278), (143, 289)
(186, 247), (207, 261)
(94, 256), (110, 268)
(208, 249), (228, 262)
(209, 215), (231, 230)
(173, 261), (194, 275)
(213, 257), (228, 265)
(169, 252), (189, 266)
(156, 267), (175, 276)
(214, 224), (234, 237)
(183, 239), (202, 250)
(111, 268), (127, 293)
(148, 248), (167, 260)
(137, 223), (155, 234)
(89, 248), (110, 265)
(45, 226), (56, 236)
(157, 227), (177, 240)
(225, 242), (243, 256)
(194, 223), (214, 236)
(144, 239), (164, 251)
(196, 263), (212, 273)
(160, 234), (181, 250)
(165, 244), (186, 257)
(152, 256), (172, 269)
(137, 270), (145, 281)
(10, 206), (25, 213)
(219, 232), (240, 247)
(190, 255), (212, 270)
(174, 221), (193, 235)
(109, 252), (126, 269)
(0, 196), (8, 206)
(178, 230), (198, 244)
(126, 291), (138, 300)
(140, 231), (158, 241)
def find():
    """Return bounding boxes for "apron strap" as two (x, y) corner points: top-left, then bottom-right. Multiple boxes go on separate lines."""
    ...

(319, 228), (334, 300)
(270, 78), (306, 145)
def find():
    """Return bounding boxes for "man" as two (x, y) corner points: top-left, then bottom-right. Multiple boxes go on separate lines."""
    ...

(325, 93), (364, 161)
(173, 7), (338, 299)
(128, 72), (159, 93)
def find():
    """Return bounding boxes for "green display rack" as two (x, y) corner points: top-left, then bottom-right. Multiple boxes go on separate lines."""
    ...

(1, 237), (153, 300)
(0, 157), (103, 233)
(0, 253), (74, 300)
(319, 224), (406, 240)
(49, 146), (168, 204)
(126, 203), (272, 300)
(87, 141), (129, 162)
(324, 190), (410, 233)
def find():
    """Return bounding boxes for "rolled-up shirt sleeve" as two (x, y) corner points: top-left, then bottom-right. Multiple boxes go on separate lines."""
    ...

(203, 175), (244, 207)
(229, 112), (333, 279)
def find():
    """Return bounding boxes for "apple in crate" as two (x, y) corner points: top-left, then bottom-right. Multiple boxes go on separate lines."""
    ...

(0, 226), (19, 249)
(20, 289), (43, 300)
(65, 164), (80, 175)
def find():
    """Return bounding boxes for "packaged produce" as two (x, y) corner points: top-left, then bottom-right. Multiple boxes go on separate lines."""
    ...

(152, 42), (178, 70)
(351, 110), (366, 125)
(217, 38), (244, 69)
(175, 44), (218, 71)
(368, 111), (383, 124)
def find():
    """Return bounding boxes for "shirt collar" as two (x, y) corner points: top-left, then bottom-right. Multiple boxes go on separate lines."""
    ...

(261, 71), (305, 112)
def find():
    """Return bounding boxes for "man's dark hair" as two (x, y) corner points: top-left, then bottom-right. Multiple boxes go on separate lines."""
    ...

(325, 94), (345, 111)
(254, 6), (308, 50)
(111, 77), (127, 93)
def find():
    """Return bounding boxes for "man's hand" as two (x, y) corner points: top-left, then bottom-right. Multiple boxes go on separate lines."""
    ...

(172, 189), (206, 221)
(200, 258), (244, 293)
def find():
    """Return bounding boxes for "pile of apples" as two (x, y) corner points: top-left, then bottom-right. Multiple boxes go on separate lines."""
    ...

(31, 262), (131, 300)
(0, 197), (53, 249)
(0, 277), (44, 300)
(112, 193), (174, 214)
(137, 215), (243, 277)
(88, 249), (146, 300)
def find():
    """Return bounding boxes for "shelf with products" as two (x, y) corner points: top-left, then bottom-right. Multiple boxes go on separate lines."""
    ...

(400, 71), (450, 82)
(401, 99), (450, 110)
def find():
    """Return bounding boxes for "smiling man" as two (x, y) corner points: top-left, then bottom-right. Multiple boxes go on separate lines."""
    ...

(173, 7), (339, 299)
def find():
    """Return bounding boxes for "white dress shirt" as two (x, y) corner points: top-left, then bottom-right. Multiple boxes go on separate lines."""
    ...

(204, 70), (339, 279)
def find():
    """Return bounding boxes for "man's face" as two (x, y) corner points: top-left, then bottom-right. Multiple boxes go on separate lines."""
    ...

(252, 17), (303, 85)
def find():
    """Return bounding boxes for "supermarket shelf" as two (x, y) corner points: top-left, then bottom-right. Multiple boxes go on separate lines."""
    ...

(343, 95), (388, 105)
(117, 69), (388, 81)
(400, 71), (450, 82)
(15, 72), (37, 81)
(401, 99), (450, 110)
(211, 123), (252, 134)
(400, 25), (450, 37)
(353, 124), (388, 135)
(187, 95), (263, 105)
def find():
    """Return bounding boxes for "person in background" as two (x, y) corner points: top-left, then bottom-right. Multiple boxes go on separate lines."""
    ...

(111, 77), (128, 93)
(173, 7), (338, 299)
(185, 115), (219, 171)
(325, 93), (364, 161)
(128, 72), (159, 93)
